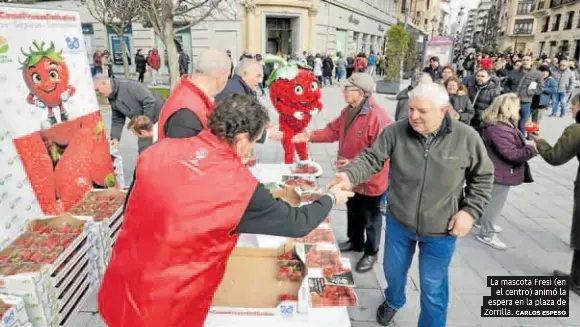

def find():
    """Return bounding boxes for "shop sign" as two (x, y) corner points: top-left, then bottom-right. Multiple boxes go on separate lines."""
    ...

(348, 15), (360, 25)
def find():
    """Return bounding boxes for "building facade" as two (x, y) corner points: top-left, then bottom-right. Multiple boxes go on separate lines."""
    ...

(532, 0), (580, 60)
(28, 0), (397, 77)
(461, 9), (478, 50)
(396, 0), (449, 51)
(493, 0), (536, 53)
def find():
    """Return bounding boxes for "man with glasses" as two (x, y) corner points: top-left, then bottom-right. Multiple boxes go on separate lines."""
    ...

(550, 59), (577, 117)
(292, 73), (392, 273)
(503, 55), (544, 136)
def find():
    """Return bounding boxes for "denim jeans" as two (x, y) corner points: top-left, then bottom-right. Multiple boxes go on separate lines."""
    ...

(336, 68), (346, 81)
(380, 169), (391, 208)
(551, 92), (568, 116)
(518, 102), (531, 135)
(384, 216), (457, 327)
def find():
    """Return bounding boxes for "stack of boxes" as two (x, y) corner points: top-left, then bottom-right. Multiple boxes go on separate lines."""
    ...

(1, 294), (32, 327)
(0, 215), (96, 327)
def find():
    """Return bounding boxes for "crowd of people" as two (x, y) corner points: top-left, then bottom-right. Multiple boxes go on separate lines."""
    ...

(89, 45), (580, 327)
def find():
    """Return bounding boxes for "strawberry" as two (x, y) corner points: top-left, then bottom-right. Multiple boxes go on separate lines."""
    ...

(90, 122), (116, 187)
(59, 225), (71, 233)
(32, 224), (47, 233)
(60, 235), (74, 248)
(46, 236), (58, 248)
(29, 252), (42, 263)
(54, 125), (95, 211)
(39, 118), (82, 146)
(13, 132), (58, 214)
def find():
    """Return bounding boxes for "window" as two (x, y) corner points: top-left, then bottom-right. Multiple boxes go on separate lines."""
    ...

(537, 0), (545, 10)
(514, 19), (534, 34)
(565, 11), (574, 29)
(539, 41), (545, 55)
(550, 0), (563, 8)
(426, 0), (430, 9)
(578, 10), (580, 28)
(552, 13), (561, 31)
(542, 16), (550, 32)
(517, 1), (534, 15)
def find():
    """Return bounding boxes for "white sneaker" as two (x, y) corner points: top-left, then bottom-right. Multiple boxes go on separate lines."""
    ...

(473, 223), (503, 233)
(476, 234), (507, 250)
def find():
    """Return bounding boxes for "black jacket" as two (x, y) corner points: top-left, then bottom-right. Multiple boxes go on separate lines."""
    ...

(215, 75), (256, 103)
(135, 54), (147, 73)
(394, 87), (411, 121)
(322, 57), (334, 76)
(422, 65), (443, 82)
(449, 94), (475, 125)
(466, 77), (502, 113)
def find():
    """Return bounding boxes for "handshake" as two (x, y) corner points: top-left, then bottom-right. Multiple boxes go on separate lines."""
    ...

(325, 172), (355, 206)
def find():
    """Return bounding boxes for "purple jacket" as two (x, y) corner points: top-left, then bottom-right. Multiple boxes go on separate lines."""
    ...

(482, 122), (537, 185)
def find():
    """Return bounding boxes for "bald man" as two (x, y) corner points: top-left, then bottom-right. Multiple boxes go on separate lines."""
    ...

(157, 49), (232, 140)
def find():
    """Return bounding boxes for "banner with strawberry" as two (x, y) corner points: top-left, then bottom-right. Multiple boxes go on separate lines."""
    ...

(0, 7), (114, 248)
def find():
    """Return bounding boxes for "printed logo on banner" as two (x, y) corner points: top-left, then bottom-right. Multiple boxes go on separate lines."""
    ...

(0, 36), (12, 63)
(65, 36), (82, 53)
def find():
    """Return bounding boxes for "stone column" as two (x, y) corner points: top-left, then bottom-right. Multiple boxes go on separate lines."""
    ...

(244, 1), (260, 54)
(308, 9), (318, 53)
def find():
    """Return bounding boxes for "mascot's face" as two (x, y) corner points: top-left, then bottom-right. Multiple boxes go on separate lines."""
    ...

(269, 69), (322, 114)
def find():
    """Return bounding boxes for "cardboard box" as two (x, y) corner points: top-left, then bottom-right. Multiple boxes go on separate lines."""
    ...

(211, 245), (306, 318)
(0, 294), (30, 327)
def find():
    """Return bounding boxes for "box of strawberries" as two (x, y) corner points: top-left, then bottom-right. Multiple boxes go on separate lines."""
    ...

(0, 294), (30, 327)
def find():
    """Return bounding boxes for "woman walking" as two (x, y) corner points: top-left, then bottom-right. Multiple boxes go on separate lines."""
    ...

(313, 54), (323, 84)
(445, 77), (474, 124)
(476, 94), (538, 250)
(135, 49), (147, 83)
(531, 93), (580, 296)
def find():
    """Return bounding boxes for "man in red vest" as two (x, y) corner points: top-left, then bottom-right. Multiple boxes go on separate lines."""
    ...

(98, 94), (354, 327)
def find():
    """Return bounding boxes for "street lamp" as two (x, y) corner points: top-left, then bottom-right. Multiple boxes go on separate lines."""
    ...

(431, 16), (438, 38)
(513, 26), (521, 53)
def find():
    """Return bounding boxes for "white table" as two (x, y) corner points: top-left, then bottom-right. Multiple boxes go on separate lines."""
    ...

(210, 164), (351, 327)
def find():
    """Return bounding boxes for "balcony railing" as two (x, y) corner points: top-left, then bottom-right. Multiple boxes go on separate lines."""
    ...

(536, 0), (546, 9)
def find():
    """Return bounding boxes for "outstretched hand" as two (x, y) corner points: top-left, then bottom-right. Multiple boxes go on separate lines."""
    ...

(327, 172), (352, 191)
(292, 132), (310, 143)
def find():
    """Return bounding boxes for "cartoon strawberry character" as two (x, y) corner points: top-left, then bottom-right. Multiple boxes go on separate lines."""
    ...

(20, 41), (76, 126)
(265, 55), (322, 164)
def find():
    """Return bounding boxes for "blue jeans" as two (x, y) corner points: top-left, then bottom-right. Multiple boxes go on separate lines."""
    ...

(518, 102), (531, 135)
(384, 216), (457, 327)
(551, 92), (568, 116)
(336, 68), (346, 81)
(380, 169), (391, 207)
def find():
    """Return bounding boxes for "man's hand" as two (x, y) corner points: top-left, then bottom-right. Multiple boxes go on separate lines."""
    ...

(529, 132), (544, 141)
(267, 125), (284, 141)
(110, 139), (119, 148)
(447, 210), (474, 237)
(328, 184), (355, 206)
(292, 132), (310, 143)
(327, 172), (352, 191)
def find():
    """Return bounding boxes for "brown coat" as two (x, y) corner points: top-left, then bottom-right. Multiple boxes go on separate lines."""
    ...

(536, 122), (580, 249)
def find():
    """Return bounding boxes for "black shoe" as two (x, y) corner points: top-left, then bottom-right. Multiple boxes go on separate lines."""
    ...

(338, 241), (363, 253)
(376, 301), (397, 326)
(356, 255), (377, 273)
(60, 111), (69, 122)
(47, 116), (57, 126)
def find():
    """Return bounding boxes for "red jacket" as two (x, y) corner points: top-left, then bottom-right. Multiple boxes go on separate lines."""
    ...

(157, 76), (214, 140)
(147, 49), (161, 70)
(310, 96), (391, 196)
(98, 130), (258, 327)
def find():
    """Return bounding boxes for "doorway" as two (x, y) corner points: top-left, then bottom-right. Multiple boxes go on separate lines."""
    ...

(266, 17), (296, 55)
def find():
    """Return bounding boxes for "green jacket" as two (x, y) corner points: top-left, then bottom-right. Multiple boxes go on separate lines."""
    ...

(536, 123), (580, 249)
(342, 115), (494, 236)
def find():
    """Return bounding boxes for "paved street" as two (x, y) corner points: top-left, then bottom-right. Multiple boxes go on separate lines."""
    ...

(74, 84), (580, 327)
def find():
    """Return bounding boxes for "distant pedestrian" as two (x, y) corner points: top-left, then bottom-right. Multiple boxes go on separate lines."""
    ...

(135, 49), (147, 83)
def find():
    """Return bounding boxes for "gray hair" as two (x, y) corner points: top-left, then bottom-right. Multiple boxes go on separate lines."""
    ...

(236, 58), (260, 75)
(93, 73), (110, 83)
(408, 82), (449, 108)
(194, 49), (231, 77)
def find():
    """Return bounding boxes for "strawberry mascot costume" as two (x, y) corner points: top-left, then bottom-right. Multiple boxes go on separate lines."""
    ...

(265, 55), (322, 164)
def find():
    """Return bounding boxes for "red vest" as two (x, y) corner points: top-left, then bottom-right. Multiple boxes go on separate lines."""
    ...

(157, 77), (214, 140)
(98, 130), (258, 327)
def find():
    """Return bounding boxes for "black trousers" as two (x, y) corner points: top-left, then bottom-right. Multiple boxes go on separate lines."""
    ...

(572, 249), (580, 286)
(137, 137), (153, 154)
(346, 192), (383, 255)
